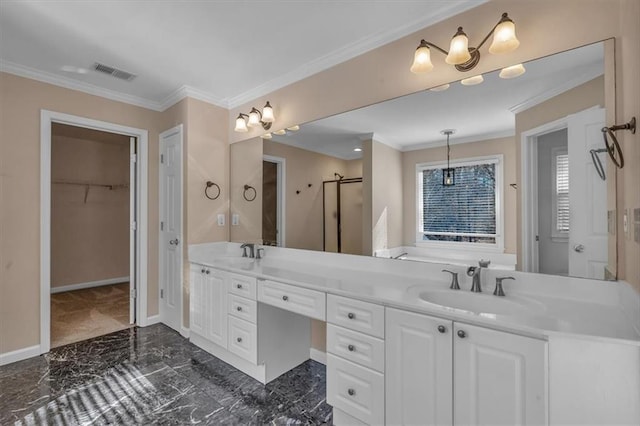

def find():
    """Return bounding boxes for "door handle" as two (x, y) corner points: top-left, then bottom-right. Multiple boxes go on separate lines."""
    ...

(169, 238), (179, 246)
(573, 244), (585, 253)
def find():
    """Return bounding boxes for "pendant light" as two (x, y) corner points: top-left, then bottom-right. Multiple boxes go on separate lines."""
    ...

(442, 129), (455, 186)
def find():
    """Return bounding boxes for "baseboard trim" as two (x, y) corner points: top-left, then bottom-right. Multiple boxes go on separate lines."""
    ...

(51, 276), (129, 294)
(180, 326), (190, 338)
(144, 315), (161, 326)
(310, 347), (327, 365)
(0, 344), (42, 366)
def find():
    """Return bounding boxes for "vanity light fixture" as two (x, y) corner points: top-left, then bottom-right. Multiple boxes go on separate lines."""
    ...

(410, 12), (520, 74)
(442, 129), (455, 186)
(429, 83), (450, 92)
(460, 75), (484, 86)
(234, 101), (275, 132)
(499, 63), (526, 79)
(273, 129), (287, 136)
(262, 133), (273, 139)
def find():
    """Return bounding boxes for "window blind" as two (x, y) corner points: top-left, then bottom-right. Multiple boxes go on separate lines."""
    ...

(421, 163), (496, 243)
(555, 153), (570, 233)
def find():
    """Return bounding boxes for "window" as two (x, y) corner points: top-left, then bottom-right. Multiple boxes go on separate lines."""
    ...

(552, 148), (569, 239)
(417, 156), (503, 249)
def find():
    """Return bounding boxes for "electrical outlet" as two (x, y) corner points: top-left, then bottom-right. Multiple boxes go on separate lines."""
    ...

(232, 214), (240, 226)
(217, 214), (225, 226)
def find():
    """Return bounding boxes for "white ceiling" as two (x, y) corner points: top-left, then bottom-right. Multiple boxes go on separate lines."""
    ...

(0, 0), (484, 110)
(272, 42), (604, 160)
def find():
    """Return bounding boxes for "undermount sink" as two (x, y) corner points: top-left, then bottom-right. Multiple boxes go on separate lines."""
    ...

(418, 289), (544, 316)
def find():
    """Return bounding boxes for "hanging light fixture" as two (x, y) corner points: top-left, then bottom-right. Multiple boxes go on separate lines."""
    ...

(442, 129), (455, 186)
(410, 12), (520, 74)
(234, 101), (275, 132)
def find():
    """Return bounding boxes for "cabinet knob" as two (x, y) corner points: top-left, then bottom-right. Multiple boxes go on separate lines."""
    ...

(347, 388), (356, 396)
(347, 312), (356, 320)
(237, 337), (242, 343)
(437, 325), (447, 333)
(236, 284), (242, 289)
(236, 306), (242, 312)
(201, 269), (205, 274)
(347, 344), (355, 352)
(205, 270), (210, 274)
(282, 295), (289, 301)
(457, 330), (466, 338)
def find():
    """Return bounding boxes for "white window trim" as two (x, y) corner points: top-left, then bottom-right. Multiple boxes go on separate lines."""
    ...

(551, 147), (569, 242)
(415, 154), (504, 253)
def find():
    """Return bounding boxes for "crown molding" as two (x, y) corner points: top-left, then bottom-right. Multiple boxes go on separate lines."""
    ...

(402, 129), (516, 152)
(225, 1), (487, 109)
(509, 65), (604, 114)
(0, 60), (165, 111)
(159, 85), (229, 111)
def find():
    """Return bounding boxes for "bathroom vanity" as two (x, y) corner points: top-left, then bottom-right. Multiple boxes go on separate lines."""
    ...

(188, 242), (640, 426)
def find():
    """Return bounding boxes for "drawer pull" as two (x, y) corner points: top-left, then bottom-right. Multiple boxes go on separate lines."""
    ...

(236, 306), (242, 312)
(282, 295), (289, 301)
(457, 330), (466, 338)
(437, 325), (447, 333)
(347, 388), (356, 396)
(205, 270), (210, 274)
(347, 344), (355, 352)
(200, 269), (205, 273)
(236, 284), (243, 289)
(347, 312), (356, 320)
(237, 337), (242, 343)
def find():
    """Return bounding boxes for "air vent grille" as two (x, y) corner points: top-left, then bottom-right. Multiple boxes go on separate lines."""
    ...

(93, 62), (137, 81)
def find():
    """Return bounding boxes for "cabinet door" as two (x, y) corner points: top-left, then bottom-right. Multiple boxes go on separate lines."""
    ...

(385, 308), (453, 426)
(204, 269), (227, 349)
(454, 323), (547, 426)
(189, 266), (206, 337)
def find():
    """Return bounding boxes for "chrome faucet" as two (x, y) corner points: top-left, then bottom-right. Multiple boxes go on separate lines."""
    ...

(240, 243), (255, 258)
(467, 259), (491, 292)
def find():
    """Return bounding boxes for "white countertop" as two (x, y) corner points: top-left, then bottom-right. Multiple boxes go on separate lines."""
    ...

(189, 243), (640, 345)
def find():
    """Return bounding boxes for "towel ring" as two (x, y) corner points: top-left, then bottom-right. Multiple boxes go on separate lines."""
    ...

(601, 117), (635, 169)
(205, 181), (220, 200)
(243, 184), (257, 202)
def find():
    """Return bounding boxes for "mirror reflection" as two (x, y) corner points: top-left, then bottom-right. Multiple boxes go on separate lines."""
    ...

(230, 41), (615, 281)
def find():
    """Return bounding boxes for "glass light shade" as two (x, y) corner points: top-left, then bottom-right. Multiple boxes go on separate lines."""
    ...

(499, 63), (526, 79)
(287, 125), (300, 131)
(445, 29), (471, 65)
(234, 115), (248, 132)
(460, 75), (484, 86)
(247, 109), (261, 127)
(410, 44), (434, 74)
(353, 147), (362, 152)
(261, 102), (275, 123)
(429, 83), (450, 92)
(489, 19), (520, 54)
(262, 133), (272, 139)
(273, 129), (286, 135)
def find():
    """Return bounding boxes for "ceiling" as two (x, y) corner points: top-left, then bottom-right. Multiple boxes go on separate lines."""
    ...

(0, 0), (484, 110)
(271, 42), (604, 160)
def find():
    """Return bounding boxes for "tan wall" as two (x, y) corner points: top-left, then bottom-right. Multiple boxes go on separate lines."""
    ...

(0, 72), (163, 354)
(372, 141), (403, 252)
(262, 140), (352, 251)
(230, 138), (263, 244)
(403, 137), (518, 253)
(516, 77), (605, 268)
(51, 129), (130, 287)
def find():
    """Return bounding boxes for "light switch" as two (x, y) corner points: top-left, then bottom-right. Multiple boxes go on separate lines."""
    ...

(232, 214), (240, 226)
(217, 214), (225, 226)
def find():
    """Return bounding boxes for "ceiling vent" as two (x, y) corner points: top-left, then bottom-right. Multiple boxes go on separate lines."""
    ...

(93, 62), (137, 81)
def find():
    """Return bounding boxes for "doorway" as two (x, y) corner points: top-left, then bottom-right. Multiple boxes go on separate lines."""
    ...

(323, 176), (363, 255)
(263, 155), (286, 247)
(40, 110), (149, 354)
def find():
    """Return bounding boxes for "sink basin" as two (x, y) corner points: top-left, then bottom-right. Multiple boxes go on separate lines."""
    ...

(418, 289), (543, 316)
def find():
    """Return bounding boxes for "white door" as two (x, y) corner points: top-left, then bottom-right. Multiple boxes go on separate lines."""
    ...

(454, 323), (547, 426)
(129, 137), (137, 324)
(159, 125), (183, 333)
(385, 308), (453, 426)
(567, 108), (607, 279)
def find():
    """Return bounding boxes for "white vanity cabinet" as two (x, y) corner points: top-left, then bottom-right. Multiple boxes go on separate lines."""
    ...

(386, 308), (547, 426)
(189, 264), (227, 348)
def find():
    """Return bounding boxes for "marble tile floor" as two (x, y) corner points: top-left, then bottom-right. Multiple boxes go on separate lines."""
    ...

(0, 324), (333, 425)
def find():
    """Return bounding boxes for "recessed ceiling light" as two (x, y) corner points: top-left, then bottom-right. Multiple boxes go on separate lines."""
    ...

(429, 83), (450, 92)
(460, 75), (484, 86)
(353, 147), (362, 152)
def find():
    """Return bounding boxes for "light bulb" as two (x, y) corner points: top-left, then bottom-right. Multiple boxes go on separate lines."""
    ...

(430, 83), (450, 92)
(261, 102), (275, 123)
(460, 75), (484, 86)
(489, 14), (520, 54)
(410, 41), (434, 74)
(499, 63), (526, 79)
(287, 125), (300, 131)
(247, 108), (261, 127)
(234, 114), (248, 132)
(445, 27), (471, 65)
(273, 129), (286, 135)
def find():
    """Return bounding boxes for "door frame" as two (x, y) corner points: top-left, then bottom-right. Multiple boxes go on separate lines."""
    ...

(520, 116), (568, 273)
(158, 124), (184, 335)
(40, 110), (149, 354)
(263, 155), (286, 247)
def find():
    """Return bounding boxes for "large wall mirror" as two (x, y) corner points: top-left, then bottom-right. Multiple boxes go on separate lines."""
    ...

(230, 40), (616, 281)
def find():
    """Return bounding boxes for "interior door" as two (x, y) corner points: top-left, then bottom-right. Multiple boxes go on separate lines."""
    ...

(567, 107), (607, 279)
(129, 137), (137, 324)
(159, 125), (183, 333)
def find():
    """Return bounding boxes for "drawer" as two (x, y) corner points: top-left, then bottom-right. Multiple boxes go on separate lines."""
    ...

(327, 294), (385, 338)
(258, 280), (326, 321)
(228, 316), (257, 364)
(228, 273), (257, 300)
(228, 294), (257, 324)
(327, 324), (385, 373)
(327, 354), (385, 425)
